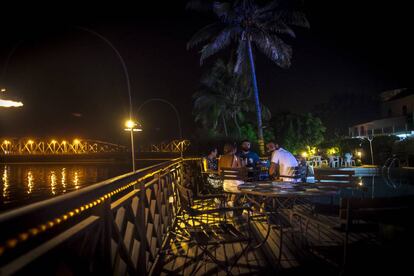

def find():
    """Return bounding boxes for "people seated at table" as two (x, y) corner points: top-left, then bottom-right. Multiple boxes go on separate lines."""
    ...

(238, 139), (260, 168)
(266, 142), (299, 182)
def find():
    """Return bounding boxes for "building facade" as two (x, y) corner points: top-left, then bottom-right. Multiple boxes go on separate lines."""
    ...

(349, 88), (414, 138)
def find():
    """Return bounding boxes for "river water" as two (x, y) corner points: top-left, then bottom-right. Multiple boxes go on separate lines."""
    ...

(0, 160), (162, 213)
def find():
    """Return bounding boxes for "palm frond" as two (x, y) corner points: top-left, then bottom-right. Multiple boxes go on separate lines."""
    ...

(199, 27), (234, 64)
(187, 23), (222, 50)
(265, 21), (296, 38)
(275, 10), (310, 28)
(213, 1), (231, 18)
(251, 31), (292, 68)
(261, 104), (272, 121)
(234, 38), (248, 74)
(255, 0), (279, 15)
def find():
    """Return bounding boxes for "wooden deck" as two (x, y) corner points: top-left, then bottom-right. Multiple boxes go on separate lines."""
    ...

(153, 201), (405, 276)
(155, 217), (270, 275)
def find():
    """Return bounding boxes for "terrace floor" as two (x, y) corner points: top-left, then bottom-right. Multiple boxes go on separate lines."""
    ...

(153, 202), (412, 275)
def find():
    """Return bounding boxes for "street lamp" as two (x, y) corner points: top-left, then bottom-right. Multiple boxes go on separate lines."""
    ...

(124, 119), (142, 171)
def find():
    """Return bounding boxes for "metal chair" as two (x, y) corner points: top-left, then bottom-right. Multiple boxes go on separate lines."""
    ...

(173, 181), (259, 275)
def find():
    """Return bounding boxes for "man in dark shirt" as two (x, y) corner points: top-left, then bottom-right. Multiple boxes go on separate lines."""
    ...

(238, 139), (260, 168)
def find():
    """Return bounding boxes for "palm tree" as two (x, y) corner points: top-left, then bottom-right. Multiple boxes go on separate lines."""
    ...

(194, 59), (272, 138)
(193, 59), (252, 138)
(187, 0), (309, 154)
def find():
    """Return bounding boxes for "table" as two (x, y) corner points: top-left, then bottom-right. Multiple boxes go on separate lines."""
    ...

(236, 181), (341, 264)
(238, 181), (341, 222)
(239, 181), (338, 199)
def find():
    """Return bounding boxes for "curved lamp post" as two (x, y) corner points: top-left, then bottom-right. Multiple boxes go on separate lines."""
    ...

(75, 26), (137, 171)
(137, 98), (183, 158)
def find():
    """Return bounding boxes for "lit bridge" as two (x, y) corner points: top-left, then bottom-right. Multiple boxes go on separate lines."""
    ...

(142, 139), (191, 153)
(0, 138), (126, 155)
(1, 138), (191, 155)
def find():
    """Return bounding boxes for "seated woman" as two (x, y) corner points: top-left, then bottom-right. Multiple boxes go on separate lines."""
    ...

(202, 147), (222, 190)
(203, 147), (218, 171)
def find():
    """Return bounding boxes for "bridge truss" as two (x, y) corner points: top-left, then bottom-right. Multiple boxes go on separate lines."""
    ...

(148, 139), (190, 153)
(0, 138), (126, 155)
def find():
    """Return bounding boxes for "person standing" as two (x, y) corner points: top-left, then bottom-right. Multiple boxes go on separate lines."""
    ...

(266, 142), (299, 182)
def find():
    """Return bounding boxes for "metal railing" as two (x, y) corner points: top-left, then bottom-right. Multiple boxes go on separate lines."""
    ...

(0, 158), (189, 275)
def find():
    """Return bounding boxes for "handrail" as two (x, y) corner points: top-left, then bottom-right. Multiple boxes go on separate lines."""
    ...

(0, 158), (179, 223)
(0, 158), (182, 266)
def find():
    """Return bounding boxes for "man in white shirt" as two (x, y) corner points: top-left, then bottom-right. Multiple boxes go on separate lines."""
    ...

(266, 142), (299, 182)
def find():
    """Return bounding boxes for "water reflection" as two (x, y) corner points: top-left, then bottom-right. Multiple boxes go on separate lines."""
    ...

(2, 166), (9, 200)
(50, 171), (57, 195)
(61, 168), (66, 193)
(73, 171), (79, 190)
(339, 175), (414, 200)
(0, 163), (129, 212)
(27, 171), (34, 194)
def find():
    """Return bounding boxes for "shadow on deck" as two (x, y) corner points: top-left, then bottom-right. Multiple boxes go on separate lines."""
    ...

(154, 206), (413, 276)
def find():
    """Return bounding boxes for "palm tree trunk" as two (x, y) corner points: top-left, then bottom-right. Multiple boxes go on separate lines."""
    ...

(247, 39), (265, 155)
(222, 115), (229, 137)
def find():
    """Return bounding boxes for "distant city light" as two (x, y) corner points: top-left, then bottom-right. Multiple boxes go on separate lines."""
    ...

(0, 88), (23, 107)
(396, 132), (414, 139)
(0, 99), (23, 107)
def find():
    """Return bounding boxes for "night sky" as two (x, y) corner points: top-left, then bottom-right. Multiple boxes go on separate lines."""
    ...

(0, 1), (411, 146)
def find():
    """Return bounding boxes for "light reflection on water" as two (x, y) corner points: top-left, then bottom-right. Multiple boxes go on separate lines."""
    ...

(27, 170), (34, 194)
(0, 163), (130, 212)
(2, 166), (9, 199)
(61, 168), (66, 193)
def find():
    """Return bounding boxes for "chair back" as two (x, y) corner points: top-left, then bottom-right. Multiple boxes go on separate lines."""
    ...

(175, 182), (195, 211)
(220, 167), (247, 181)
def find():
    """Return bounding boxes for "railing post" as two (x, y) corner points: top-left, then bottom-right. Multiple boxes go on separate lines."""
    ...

(137, 174), (148, 274)
(95, 197), (112, 272)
